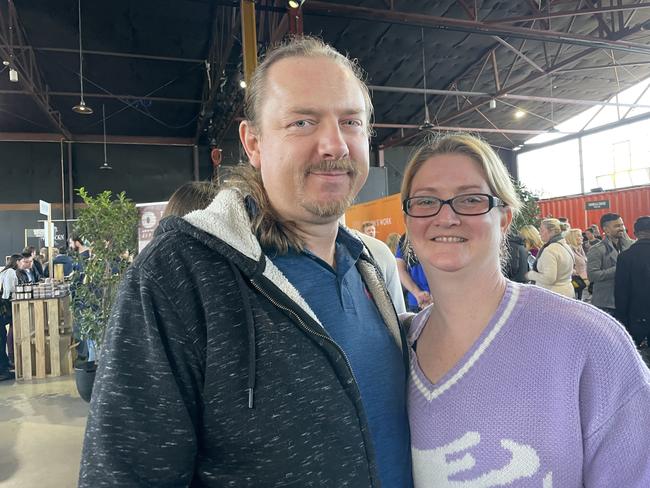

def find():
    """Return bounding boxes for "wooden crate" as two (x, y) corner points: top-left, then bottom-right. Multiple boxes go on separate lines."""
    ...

(12, 296), (74, 380)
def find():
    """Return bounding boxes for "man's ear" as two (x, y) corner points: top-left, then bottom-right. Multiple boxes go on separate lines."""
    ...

(239, 120), (261, 169)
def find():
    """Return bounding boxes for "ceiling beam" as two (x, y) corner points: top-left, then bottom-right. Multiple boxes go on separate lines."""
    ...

(0, 1), (71, 138)
(1, 45), (205, 64)
(303, 1), (650, 55)
(369, 85), (650, 109)
(486, 3), (650, 25)
(0, 132), (194, 145)
(1, 90), (201, 104)
(372, 123), (553, 135)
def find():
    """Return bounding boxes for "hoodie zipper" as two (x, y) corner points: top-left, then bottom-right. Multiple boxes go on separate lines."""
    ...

(249, 278), (359, 385)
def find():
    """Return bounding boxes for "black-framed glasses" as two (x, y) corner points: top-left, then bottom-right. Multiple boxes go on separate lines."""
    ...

(403, 193), (506, 218)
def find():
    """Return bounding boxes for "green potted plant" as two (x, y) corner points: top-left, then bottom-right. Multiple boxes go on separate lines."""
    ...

(71, 188), (138, 401)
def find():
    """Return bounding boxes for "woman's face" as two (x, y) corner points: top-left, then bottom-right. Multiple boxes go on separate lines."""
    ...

(539, 225), (551, 243)
(405, 153), (510, 276)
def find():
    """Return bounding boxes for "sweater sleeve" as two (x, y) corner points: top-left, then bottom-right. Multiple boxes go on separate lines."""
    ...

(580, 314), (650, 487)
(79, 265), (205, 487)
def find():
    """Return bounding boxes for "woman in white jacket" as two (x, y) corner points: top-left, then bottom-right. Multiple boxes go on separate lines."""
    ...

(526, 218), (575, 297)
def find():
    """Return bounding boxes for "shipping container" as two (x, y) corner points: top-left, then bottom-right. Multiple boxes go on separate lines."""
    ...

(538, 185), (650, 232)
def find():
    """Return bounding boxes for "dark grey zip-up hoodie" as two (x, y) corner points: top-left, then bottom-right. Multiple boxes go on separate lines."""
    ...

(79, 189), (408, 487)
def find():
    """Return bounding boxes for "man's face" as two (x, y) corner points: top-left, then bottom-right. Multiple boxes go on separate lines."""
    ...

(19, 257), (33, 270)
(604, 218), (625, 240)
(363, 225), (376, 238)
(240, 56), (370, 226)
(585, 229), (594, 241)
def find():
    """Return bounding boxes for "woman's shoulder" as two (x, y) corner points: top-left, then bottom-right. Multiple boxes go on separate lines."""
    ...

(517, 283), (632, 347)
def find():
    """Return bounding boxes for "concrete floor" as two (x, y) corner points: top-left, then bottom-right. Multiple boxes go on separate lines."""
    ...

(0, 376), (88, 488)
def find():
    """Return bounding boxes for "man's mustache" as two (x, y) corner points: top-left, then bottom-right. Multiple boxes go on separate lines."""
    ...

(305, 159), (359, 176)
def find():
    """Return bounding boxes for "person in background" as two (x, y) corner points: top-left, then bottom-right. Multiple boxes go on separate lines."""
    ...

(587, 213), (632, 315)
(401, 133), (650, 487)
(583, 227), (599, 252)
(0, 254), (21, 382)
(16, 252), (37, 284)
(615, 216), (650, 351)
(565, 228), (589, 300)
(361, 220), (376, 238)
(48, 247), (75, 277)
(79, 36), (411, 488)
(23, 246), (43, 281)
(504, 230), (529, 283)
(525, 219), (575, 298)
(163, 181), (219, 218)
(385, 232), (401, 255)
(518, 224), (543, 258)
(395, 235), (431, 313)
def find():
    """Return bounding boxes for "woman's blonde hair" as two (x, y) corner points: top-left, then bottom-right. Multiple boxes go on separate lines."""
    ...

(541, 218), (562, 237)
(400, 133), (522, 219)
(519, 225), (543, 250)
(565, 228), (583, 248)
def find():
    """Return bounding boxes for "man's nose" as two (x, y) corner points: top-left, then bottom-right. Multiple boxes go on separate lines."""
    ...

(318, 121), (349, 160)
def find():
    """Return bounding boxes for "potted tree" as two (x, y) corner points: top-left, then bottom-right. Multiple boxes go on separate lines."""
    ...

(71, 188), (138, 401)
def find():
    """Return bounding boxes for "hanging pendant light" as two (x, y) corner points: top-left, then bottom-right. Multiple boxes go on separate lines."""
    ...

(72, 0), (93, 114)
(99, 105), (112, 170)
(418, 29), (434, 131)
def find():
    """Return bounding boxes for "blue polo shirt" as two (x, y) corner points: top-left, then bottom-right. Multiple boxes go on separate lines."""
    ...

(269, 227), (412, 488)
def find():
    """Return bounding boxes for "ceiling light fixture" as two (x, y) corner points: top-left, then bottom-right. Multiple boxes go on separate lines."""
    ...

(489, 99), (497, 110)
(99, 104), (112, 170)
(72, 0), (93, 115)
(418, 29), (434, 131)
(514, 109), (526, 119)
(288, 0), (306, 8)
(239, 79), (247, 89)
(9, 67), (18, 83)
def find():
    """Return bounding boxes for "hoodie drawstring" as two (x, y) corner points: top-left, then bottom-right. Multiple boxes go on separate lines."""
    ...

(228, 262), (256, 409)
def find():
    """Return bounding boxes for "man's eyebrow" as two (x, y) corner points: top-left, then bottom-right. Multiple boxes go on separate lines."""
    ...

(285, 107), (366, 117)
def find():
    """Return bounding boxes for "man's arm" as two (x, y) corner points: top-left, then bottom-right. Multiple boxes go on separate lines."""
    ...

(79, 266), (203, 487)
(587, 245), (616, 283)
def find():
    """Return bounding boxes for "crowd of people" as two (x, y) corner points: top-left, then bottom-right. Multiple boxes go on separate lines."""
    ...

(0, 239), (91, 381)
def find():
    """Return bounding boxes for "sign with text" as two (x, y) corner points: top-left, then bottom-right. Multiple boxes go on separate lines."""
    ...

(136, 202), (167, 252)
(585, 200), (610, 211)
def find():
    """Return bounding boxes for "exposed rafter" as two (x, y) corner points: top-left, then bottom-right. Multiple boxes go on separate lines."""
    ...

(0, 1), (71, 138)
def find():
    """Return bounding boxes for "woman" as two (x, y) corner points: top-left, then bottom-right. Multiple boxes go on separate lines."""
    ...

(0, 254), (20, 381)
(565, 228), (589, 300)
(518, 224), (543, 257)
(525, 219), (575, 298)
(402, 134), (650, 487)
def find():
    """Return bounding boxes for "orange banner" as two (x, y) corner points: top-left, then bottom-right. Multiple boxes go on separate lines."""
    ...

(345, 193), (405, 242)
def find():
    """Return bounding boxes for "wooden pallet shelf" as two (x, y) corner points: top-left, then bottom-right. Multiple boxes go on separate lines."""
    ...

(12, 296), (74, 380)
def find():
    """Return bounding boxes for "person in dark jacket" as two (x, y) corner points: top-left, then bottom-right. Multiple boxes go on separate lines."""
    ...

(78, 37), (412, 488)
(615, 216), (650, 348)
(504, 232), (529, 283)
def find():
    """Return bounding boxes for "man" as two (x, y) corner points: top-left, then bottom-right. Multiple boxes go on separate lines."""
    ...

(79, 37), (411, 488)
(16, 252), (37, 284)
(615, 216), (650, 349)
(587, 213), (632, 314)
(23, 246), (43, 280)
(361, 220), (376, 238)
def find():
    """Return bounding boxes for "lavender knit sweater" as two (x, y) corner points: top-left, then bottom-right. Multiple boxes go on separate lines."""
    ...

(409, 281), (650, 487)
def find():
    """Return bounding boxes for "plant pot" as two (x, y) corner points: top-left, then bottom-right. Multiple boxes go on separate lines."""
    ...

(75, 365), (96, 402)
